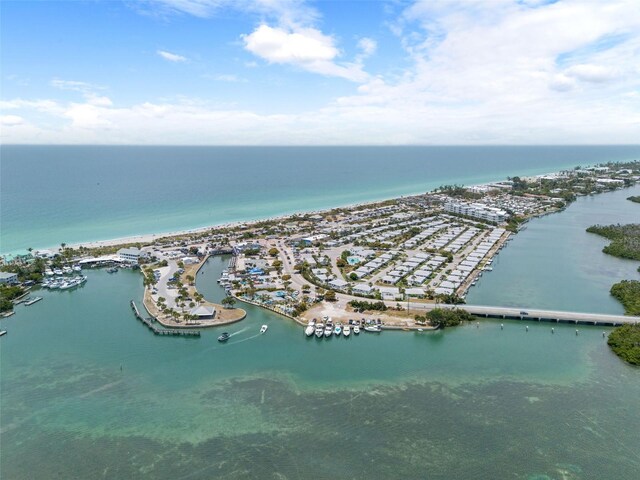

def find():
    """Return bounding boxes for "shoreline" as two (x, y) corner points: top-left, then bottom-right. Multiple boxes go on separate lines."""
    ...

(11, 161), (605, 256)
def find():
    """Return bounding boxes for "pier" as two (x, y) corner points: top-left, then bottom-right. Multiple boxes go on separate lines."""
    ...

(130, 301), (200, 337)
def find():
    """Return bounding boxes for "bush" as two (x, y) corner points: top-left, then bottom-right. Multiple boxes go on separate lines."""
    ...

(348, 300), (387, 312)
(610, 280), (640, 315)
(607, 324), (640, 365)
(426, 308), (475, 328)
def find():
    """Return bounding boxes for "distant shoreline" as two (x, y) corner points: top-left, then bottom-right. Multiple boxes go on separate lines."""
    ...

(44, 165), (584, 254)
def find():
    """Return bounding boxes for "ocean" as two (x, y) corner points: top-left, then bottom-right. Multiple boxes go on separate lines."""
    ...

(2, 145), (639, 254)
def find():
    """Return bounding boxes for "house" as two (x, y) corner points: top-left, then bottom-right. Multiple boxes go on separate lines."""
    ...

(190, 305), (216, 319)
(0, 271), (18, 285)
(378, 286), (402, 300)
(405, 288), (426, 298)
(353, 283), (374, 295)
(328, 278), (349, 290)
(118, 247), (141, 264)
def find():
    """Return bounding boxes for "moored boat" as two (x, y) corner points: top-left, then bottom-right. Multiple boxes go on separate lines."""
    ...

(334, 325), (342, 336)
(305, 325), (315, 337)
(353, 325), (360, 335)
(364, 325), (381, 333)
(343, 325), (351, 337)
(324, 325), (333, 337)
(315, 325), (324, 338)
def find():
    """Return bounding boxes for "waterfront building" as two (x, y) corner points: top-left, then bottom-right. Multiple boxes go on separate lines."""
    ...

(189, 305), (215, 319)
(0, 271), (19, 285)
(444, 201), (508, 223)
(117, 247), (141, 264)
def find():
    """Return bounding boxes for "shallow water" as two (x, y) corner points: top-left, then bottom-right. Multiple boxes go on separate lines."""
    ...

(1, 256), (639, 479)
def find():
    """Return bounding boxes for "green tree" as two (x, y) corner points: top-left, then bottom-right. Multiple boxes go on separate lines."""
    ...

(221, 296), (236, 308)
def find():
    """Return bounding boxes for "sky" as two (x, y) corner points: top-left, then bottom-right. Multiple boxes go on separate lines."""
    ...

(1, 0), (639, 145)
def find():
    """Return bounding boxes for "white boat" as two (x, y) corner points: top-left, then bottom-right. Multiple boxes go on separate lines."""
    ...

(353, 326), (360, 335)
(364, 325), (381, 333)
(305, 325), (315, 337)
(45, 269), (54, 276)
(324, 325), (333, 337)
(73, 265), (82, 272)
(315, 325), (324, 338)
(260, 325), (268, 334)
(63, 266), (72, 275)
(343, 326), (351, 337)
(334, 325), (342, 336)
(54, 269), (63, 275)
(0, 330), (6, 337)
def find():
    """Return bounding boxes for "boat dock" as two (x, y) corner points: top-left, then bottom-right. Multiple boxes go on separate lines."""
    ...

(130, 301), (200, 337)
(24, 297), (43, 306)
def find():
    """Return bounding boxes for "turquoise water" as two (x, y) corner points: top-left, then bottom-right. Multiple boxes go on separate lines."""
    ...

(1, 255), (639, 479)
(467, 184), (640, 313)
(2, 145), (640, 254)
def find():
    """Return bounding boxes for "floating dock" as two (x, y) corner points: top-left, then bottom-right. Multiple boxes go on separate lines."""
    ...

(24, 297), (43, 306)
(130, 301), (200, 337)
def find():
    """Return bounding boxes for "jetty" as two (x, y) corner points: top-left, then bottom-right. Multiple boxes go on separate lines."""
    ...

(130, 301), (200, 337)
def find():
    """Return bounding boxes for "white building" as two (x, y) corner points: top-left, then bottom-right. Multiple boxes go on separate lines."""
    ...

(118, 247), (141, 264)
(444, 201), (508, 223)
(0, 272), (18, 285)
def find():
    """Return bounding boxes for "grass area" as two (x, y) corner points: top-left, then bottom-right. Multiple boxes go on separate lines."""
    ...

(586, 223), (640, 261)
(607, 324), (640, 365)
(610, 280), (640, 316)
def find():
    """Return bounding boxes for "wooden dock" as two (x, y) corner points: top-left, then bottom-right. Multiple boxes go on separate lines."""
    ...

(130, 301), (200, 337)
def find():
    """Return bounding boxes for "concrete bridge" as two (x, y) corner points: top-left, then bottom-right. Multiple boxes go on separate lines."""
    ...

(411, 303), (640, 327)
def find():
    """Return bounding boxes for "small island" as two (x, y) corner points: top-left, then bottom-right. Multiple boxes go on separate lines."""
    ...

(607, 324), (640, 365)
(586, 223), (640, 261)
(611, 280), (640, 316)
(627, 196), (640, 203)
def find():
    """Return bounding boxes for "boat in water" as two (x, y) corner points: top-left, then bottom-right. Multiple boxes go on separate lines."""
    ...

(353, 325), (360, 335)
(343, 325), (351, 337)
(364, 325), (382, 333)
(0, 330), (6, 337)
(305, 324), (315, 337)
(217, 332), (230, 342)
(260, 325), (268, 334)
(324, 325), (333, 337)
(314, 325), (324, 338)
(334, 325), (342, 336)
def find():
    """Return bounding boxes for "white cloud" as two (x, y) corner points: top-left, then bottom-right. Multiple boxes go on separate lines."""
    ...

(203, 73), (248, 82)
(142, 0), (320, 28)
(51, 79), (103, 92)
(0, 115), (25, 126)
(157, 50), (188, 62)
(357, 37), (377, 60)
(564, 64), (620, 83)
(243, 24), (368, 82)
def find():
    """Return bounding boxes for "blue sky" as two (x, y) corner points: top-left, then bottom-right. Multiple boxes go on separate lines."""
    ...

(1, 0), (639, 144)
